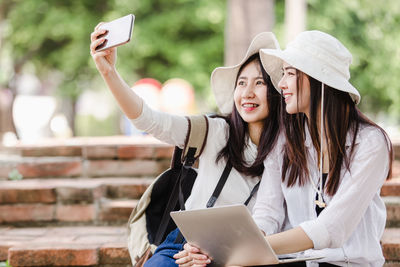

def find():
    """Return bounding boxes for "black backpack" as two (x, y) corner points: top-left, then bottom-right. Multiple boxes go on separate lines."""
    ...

(127, 115), (209, 266)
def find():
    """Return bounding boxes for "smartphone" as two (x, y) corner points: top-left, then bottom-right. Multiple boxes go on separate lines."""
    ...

(95, 14), (135, 52)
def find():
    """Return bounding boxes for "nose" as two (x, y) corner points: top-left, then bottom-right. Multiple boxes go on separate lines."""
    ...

(242, 83), (255, 98)
(278, 76), (287, 91)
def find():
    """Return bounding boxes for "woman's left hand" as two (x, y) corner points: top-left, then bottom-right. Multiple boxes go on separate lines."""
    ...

(173, 243), (212, 266)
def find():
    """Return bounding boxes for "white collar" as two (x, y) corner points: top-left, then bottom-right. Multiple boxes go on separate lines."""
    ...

(244, 136), (258, 164)
(304, 122), (361, 149)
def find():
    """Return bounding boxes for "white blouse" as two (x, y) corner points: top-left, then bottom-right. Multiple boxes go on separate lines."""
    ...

(131, 103), (260, 210)
(253, 125), (390, 267)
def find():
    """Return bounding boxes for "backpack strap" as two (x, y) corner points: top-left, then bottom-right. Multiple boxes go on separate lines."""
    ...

(182, 115), (209, 163)
(154, 115), (209, 245)
(177, 115), (209, 210)
(244, 180), (260, 206)
(206, 161), (233, 208)
(170, 146), (183, 169)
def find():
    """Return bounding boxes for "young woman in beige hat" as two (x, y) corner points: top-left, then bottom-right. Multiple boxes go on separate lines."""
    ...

(249, 30), (393, 266)
(90, 29), (283, 266)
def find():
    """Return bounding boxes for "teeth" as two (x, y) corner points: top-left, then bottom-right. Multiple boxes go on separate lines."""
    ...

(242, 103), (258, 107)
(284, 94), (292, 98)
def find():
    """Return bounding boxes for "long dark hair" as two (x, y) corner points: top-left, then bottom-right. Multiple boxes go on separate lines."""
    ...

(214, 53), (282, 177)
(282, 71), (393, 196)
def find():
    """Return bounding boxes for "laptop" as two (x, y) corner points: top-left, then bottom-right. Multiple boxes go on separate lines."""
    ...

(170, 204), (323, 266)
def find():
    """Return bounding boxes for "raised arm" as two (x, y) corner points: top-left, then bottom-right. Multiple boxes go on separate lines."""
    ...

(90, 23), (143, 119)
(90, 23), (188, 146)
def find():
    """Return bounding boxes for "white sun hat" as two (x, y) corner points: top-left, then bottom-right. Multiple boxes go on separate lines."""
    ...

(211, 32), (281, 114)
(260, 30), (361, 104)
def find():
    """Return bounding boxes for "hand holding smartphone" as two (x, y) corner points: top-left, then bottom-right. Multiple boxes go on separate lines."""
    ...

(95, 14), (135, 52)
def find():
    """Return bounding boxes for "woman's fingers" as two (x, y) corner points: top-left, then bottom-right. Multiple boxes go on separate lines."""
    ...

(177, 262), (193, 267)
(190, 252), (210, 261)
(175, 255), (193, 266)
(173, 249), (188, 259)
(92, 50), (109, 60)
(191, 255), (211, 265)
(90, 29), (107, 42)
(183, 243), (200, 253)
(175, 245), (211, 266)
(176, 258), (208, 267)
(174, 250), (193, 266)
(94, 22), (105, 31)
(90, 38), (106, 54)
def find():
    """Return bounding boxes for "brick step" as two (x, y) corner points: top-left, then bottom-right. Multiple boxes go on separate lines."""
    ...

(0, 155), (170, 179)
(0, 135), (398, 179)
(385, 262), (400, 267)
(0, 226), (131, 266)
(0, 198), (137, 226)
(0, 226), (398, 266)
(0, 178), (153, 204)
(384, 196), (400, 227)
(382, 228), (400, 263)
(12, 136), (400, 159)
(392, 160), (400, 180)
(0, 155), (81, 179)
(382, 178), (400, 197)
(1, 177), (398, 203)
(1, 177), (399, 226)
(1, 157), (396, 180)
(7, 135), (173, 158)
(0, 135), (174, 179)
(0, 178), (154, 226)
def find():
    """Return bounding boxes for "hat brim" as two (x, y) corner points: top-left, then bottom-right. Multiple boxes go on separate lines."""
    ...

(211, 32), (281, 114)
(260, 48), (361, 104)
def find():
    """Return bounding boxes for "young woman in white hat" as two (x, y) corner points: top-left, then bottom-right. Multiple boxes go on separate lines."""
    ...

(249, 30), (393, 266)
(90, 29), (283, 266)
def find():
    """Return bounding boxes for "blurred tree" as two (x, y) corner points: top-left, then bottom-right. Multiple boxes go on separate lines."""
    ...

(307, 0), (400, 119)
(1, 0), (226, 136)
(0, 0), (17, 136)
(1, 0), (399, 138)
(225, 0), (275, 66)
(117, 0), (225, 102)
(284, 0), (306, 44)
(1, 0), (111, 135)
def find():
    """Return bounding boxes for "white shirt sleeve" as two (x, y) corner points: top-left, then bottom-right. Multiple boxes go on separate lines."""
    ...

(130, 102), (188, 147)
(252, 141), (286, 235)
(300, 129), (390, 249)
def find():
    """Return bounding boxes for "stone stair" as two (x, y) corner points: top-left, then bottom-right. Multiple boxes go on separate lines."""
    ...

(0, 177), (154, 226)
(0, 136), (172, 179)
(0, 136), (171, 266)
(0, 136), (399, 266)
(382, 177), (400, 266)
(1, 226), (130, 267)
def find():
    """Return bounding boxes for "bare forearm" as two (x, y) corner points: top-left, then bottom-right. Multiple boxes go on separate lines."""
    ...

(266, 227), (313, 255)
(102, 68), (143, 119)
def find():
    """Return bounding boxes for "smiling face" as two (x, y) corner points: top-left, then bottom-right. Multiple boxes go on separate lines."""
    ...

(233, 60), (269, 130)
(278, 62), (311, 118)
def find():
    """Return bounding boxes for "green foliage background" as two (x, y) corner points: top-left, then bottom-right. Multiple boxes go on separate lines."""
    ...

(1, 0), (400, 135)
(306, 0), (400, 117)
(1, 0), (225, 101)
(274, 0), (400, 118)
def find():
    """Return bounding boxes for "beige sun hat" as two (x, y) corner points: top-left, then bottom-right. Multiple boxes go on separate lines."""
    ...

(211, 32), (281, 114)
(260, 30), (361, 104)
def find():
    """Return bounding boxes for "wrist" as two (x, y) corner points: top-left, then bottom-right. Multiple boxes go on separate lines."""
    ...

(101, 67), (118, 79)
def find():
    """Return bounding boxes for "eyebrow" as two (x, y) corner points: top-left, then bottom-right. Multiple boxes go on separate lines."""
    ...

(237, 76), (264, 80)
(282, 66), (297, 72)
